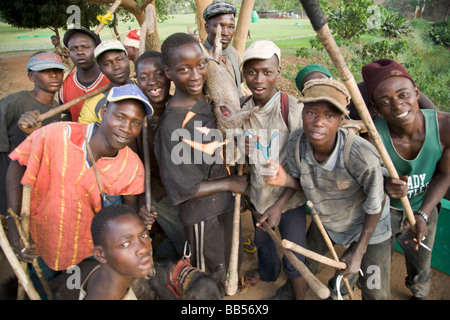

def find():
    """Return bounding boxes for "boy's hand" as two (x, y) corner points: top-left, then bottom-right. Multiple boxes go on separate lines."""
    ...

(138, 205), (157, 230)
(227, 174), (248, 195)
(262, 161), (287, 186)
(257, 204), (282, 230)
(18, 110), (42, 135)
(384, 175), (408, 198)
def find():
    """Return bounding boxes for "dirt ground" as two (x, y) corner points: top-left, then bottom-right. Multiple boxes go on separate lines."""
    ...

(0, 51), (448, 301)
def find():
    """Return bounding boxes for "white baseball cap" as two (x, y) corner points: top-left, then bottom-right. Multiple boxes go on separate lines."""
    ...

(94, 40), (128, 61)
(240, 40), (281, 70)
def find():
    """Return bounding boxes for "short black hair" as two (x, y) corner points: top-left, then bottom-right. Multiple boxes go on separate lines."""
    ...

(161, 33), (199, 67)
(91, 204), (137, 247)
(135, 50), (163, 74)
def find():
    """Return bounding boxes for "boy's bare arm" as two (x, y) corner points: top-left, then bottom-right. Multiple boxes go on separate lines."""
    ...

(191, 174), (248, 199)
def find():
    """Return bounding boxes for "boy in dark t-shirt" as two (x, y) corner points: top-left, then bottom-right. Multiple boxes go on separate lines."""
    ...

(154, 33), (247, 293)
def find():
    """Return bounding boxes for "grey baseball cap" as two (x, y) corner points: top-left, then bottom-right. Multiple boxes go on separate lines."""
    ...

(26, 51), (68, 72)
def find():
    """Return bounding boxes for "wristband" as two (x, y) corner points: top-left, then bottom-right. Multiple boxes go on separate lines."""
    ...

(416, 209), (428, 223)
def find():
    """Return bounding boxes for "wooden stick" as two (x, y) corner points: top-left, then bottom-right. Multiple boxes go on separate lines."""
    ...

(17, 185), (31, 300)
(19, 84), (111, 131)
(225, 164), (243, 296)
(306, 200), (354, 300)
(250, 209), (330, 299)
(0, 220), (41, 300)
(282, 239), (347, 270)
(298, 0), (416, 233)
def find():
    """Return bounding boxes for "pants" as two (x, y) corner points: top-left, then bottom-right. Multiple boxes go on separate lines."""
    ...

(307, 219), (391, 300)
(152, 196), (186, 258)
(390, 205), (439, 298)
(251, 205), (307, 281)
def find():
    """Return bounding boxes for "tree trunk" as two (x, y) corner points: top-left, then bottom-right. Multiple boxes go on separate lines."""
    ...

(233, 0), (255, 58)
(194, 0), (212, 43)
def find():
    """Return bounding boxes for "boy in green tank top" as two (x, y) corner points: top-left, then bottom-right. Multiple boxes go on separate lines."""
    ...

(362, 59), (450, 299)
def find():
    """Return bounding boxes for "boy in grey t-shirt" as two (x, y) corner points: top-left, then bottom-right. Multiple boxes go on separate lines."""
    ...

(260, 78), (391, 300)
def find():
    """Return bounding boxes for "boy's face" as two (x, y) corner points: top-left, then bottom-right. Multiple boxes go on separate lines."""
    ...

(302, 101), (344, 151)
(97, 50), (130, 85)
(28, 68), (64, 94)
(243, 55), (280, 105)
(205, 13), (236, 50)
(67, 33), (96, 71)
(164, 43), (207, 98)
(99, 213), (153, 279)
(100, 99), (146, 151)
(372, 76), (420, 128)
(51, 37), (60, 47)
(137, 56), (170, 106)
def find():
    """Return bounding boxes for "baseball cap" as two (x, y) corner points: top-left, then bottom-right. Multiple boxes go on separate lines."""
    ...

(240, 40), (281, 70)
(26, 51), (68, 72)
(123, 29), (140, 49)
(298, 78), (350, 115)
(106, 84), (154, 116)
(94, 40), (128, 61)
(295, 64), (332, 92)
(362, 58), (415, 102)
(203, 1), (237, 21)
(63, 27), (101, 47)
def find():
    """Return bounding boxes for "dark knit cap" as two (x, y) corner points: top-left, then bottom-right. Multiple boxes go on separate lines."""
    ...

(362, 58), (415, 102)
(203, 1), (237, 21)
(63, 27), (101, 47)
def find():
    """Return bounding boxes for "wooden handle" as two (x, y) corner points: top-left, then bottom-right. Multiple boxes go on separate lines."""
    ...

(299, 0), (416, 233)
(250, 209), (330, 299)
(0, 220), (40, 300)
(19, 84), (111, 129)
(225, 164), (244, 296)
(307, 201), (354, 299)
(282, 239), (347, 270)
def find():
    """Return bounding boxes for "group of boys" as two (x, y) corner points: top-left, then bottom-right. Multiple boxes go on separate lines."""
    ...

(0, 0), (448, 300)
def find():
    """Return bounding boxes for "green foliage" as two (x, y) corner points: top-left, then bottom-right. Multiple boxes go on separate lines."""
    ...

(428, 21), (450, 48)
(379, 8), (411, 38)
(354, 39), (409, 61)
(325, 0), (374, 41)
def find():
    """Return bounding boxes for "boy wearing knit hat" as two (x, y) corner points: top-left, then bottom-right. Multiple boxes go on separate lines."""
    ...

(262, 78), (392, 300)
(363, 58), (450, 299)
(203, 0), (242, 96)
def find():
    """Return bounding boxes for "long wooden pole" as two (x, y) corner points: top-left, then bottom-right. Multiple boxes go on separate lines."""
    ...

(298, 0), (416, 233)
(232, 0), (255, 58)
(225, 164), (243, 296)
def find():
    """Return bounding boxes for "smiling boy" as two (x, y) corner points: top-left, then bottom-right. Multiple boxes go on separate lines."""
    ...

(80, 204), (153, 300)
(262, 78), (392, 300)
(362, 58), (450, 299)
(155, 33), (247, 289)
(240, 40), (307, 299)
(5, 84), (154, 284)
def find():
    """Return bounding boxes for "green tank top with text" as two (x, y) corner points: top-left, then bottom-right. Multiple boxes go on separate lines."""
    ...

(374, 109), (442, 211)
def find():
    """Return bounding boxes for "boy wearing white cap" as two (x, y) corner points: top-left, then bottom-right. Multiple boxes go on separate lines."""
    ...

(0, 51), (67, 216)
(78, 40), (134, 124)
(263, 78), (392, 300)
(5, 84), (155, 289)
(240, 40), (307, 299)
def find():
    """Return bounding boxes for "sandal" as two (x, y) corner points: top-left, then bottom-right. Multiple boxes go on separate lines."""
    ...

(243, 236), (256, 253)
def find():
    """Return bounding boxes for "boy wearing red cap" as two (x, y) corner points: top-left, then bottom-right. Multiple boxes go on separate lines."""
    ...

(123, 29), (140, 64)
(362, 58), (450, 299)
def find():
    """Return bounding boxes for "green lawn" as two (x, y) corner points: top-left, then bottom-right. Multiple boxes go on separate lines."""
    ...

(0, 13), (315, 54)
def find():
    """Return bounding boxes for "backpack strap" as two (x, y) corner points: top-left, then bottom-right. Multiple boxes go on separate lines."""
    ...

(343, 129), (355, 169)
(280, 92), (289, 127)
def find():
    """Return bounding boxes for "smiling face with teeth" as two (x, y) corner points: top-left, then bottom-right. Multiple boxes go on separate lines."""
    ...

(372, 76), (420, 127)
